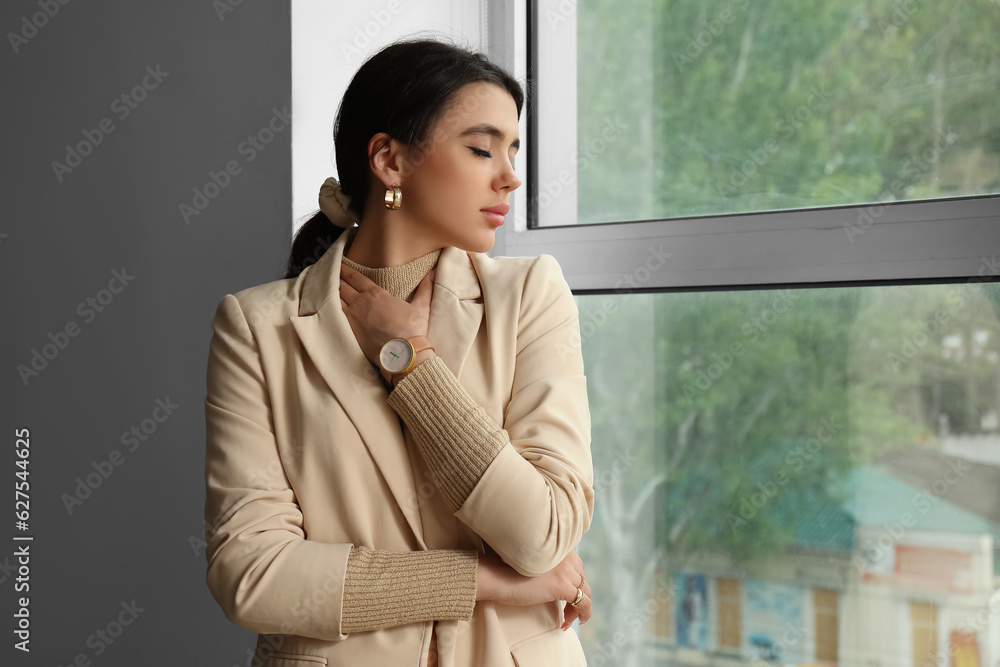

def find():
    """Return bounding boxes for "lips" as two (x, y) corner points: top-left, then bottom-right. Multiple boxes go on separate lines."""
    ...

(481, 202), (510, 216)
(481, 202), (509, 227)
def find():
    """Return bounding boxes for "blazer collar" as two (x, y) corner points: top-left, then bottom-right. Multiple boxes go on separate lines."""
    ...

(289, 228), (485, 545)
(296, 227), (482, 316)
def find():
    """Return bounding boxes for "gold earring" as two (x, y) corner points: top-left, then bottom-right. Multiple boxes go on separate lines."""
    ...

(384, 185), (402, 210)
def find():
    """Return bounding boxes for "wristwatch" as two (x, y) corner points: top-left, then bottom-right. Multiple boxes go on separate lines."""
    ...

(379, 335), (435, 375)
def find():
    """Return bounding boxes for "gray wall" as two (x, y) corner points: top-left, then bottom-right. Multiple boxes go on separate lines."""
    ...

(3, 2), (291, 664)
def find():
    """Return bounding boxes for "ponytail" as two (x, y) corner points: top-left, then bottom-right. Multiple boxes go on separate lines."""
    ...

(283, 211), (345, 279)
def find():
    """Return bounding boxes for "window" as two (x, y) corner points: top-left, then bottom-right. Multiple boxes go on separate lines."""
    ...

(813, 588), (839, 661)
(533, 0), (999, 226)
(909, 600), (939, 667)
(651, 573), (675, 641)
(573, 283), (999, 665)
(491, 1), (998, 291)
(487, 1), (1000, 665)
(717, 577), (742, 650)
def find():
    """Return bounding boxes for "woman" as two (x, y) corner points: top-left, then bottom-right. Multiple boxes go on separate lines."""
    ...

(203, 38), (594, 666)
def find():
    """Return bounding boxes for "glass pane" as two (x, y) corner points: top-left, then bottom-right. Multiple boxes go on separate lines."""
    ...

(575, 278), (1000, 665)
(536, 0), (1000, 225)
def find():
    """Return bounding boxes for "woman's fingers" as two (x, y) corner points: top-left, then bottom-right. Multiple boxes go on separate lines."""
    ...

(560, 557), (591, 630)
(338, 264), (377, 306)
(337, 262), (435, 367)
(561, 588), (592, 630)
(339, 262), (376, 290)
(339, 279), (358, 304)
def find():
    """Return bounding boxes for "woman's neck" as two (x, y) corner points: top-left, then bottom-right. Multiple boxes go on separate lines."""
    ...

(345, 211), (444, 268)
(342, 247), (441, 302)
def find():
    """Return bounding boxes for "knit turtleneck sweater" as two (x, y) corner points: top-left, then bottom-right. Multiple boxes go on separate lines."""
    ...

(338, 248), (512, 638)
(342, 248), (441, 302)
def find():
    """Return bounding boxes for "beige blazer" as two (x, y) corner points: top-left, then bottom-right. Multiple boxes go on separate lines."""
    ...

(204, 227), (594, 666)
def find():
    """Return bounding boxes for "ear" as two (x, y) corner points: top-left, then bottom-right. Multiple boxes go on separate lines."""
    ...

(367, 132), (408, 190)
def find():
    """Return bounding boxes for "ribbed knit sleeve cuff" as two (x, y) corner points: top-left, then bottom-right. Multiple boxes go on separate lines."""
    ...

(386, 356), (510, 511)
(341, 547), (478, 634)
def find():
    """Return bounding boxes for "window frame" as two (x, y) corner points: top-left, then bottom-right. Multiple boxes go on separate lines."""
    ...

(486, 0), (1000, 291)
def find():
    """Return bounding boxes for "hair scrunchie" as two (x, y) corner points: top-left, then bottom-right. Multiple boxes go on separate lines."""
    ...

(318, 177), (359, 228)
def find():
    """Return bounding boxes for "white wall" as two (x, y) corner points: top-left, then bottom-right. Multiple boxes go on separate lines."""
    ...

(291, 0), (487, 232)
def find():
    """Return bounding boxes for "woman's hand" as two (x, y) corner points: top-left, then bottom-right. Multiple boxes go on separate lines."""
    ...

(339, 264), (436, 367)
(476, 551), (592, 630)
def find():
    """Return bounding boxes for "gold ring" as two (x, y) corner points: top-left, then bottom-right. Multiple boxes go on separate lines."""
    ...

(569, 587), (584, 607)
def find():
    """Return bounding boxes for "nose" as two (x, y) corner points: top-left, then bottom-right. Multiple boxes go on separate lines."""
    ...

(507, 170), (523, 192)
(496, 156), (522, 193)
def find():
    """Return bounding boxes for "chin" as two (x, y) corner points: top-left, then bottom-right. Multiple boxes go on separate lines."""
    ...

(455, 232), (496, 254)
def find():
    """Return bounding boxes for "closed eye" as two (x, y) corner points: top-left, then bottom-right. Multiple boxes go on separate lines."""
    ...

(468, 146), (492, 158)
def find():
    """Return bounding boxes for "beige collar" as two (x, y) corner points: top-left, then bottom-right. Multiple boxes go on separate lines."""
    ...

(296, 227), (483, 317)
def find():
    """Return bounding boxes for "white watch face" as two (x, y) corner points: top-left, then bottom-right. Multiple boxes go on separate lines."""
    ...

(380, 338), (413, 373)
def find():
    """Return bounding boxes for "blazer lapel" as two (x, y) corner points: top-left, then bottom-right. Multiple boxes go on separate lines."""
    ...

(289, 229), (428, 545)
(427, 245), (484, 381)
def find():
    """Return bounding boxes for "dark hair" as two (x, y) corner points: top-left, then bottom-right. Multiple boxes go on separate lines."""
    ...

(283, 38), (525, 279)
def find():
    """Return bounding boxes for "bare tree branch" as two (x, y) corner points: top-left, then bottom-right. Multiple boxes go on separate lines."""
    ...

(626, 473), (667, 525)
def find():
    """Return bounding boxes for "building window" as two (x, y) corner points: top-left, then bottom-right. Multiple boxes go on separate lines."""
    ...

(909, 600), (939, 667)
(717, 577), (742, 650)
(813, 588), (839, 661)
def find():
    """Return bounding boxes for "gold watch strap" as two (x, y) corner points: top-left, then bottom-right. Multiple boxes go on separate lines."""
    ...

(405, 335), (435, 356)
(388, 336), (435, 384)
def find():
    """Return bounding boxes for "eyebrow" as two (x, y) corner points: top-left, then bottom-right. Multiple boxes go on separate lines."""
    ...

(459, 123), (520, 151)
